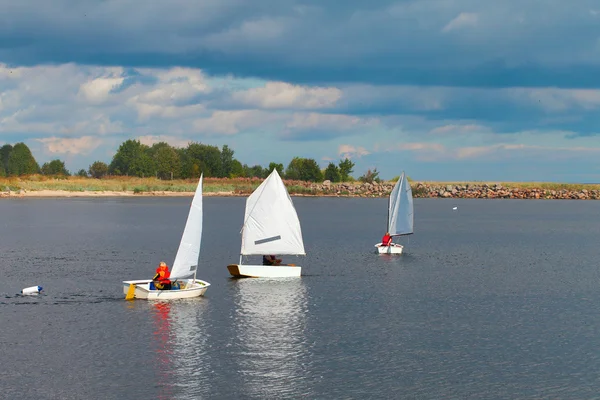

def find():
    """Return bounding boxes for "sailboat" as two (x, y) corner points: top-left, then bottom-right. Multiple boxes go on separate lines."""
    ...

(123, 174), (211, 299)
(227, 169), (305, 278)
(375, 171), (414, 254)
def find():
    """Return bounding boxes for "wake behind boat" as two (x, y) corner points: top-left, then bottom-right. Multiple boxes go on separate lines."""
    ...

(227, 169), (306, 278)
(123, 174), (210, 299)
(375, 171), (414, 254)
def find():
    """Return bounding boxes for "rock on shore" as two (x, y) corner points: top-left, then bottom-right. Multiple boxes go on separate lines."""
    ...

(300, 181), (600, 200)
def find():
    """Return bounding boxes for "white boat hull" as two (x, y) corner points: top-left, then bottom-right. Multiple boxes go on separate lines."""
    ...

(122, 279), (210, 300)
(374, 243), (404, 254)
(227, 264), (301, 278)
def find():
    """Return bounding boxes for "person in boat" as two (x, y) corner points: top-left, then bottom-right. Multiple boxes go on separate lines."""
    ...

(381, 232), (393, 247)
(262, 255), (282, 266)
(153, 261), (172, 290)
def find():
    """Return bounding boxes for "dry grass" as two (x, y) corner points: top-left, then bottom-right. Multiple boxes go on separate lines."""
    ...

(1, 175), (598, 194)
(0, 175), (312, 194)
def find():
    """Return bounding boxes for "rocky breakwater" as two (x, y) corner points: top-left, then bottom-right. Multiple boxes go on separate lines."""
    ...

(299, 180), (600, 200)
(414, 183), (600, 200)
(301, 180), (398, 197)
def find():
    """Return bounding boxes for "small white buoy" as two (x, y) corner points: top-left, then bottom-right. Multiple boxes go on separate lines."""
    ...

(452, 206), (458, 210)
(21, 286), (43, 295)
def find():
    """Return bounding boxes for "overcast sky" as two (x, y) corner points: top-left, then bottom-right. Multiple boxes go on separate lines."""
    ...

(2, 0), (600, 181)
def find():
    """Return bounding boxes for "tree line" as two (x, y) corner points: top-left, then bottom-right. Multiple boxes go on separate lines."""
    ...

(0, 140), (381, 183)
(0, 143), (69, 177)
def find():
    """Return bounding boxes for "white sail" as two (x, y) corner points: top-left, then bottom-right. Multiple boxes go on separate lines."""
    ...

(240, 169), (305, 256)
(171, 174), (203, 279)
(388, 171), (413, 236)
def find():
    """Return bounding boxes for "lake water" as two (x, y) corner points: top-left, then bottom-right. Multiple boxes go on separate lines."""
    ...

(2, 197), (600, 399)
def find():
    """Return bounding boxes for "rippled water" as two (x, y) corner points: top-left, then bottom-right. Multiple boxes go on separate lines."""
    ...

(2, 197), (600, 399)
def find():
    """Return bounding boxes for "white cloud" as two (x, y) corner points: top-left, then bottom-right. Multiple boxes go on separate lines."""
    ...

(0, 65), (21, 79)
(394, 142), (447, 153)
(233, 82), (342, 109)
(193, 110), (278, 135)
(137, 135), (192, 149)
(2, 61), (600, 179)
(338, 144), (370, 159)
(79, 75), (125, 104)
(442, 12), (478, 32)
(519, 88), (600, 111)
(126, 67), (211, 121)
(134, 67), (210, 105)
(286, 112), (374, 130)
(456, 143), (600, 160)
(429, 124), (491, 135)
(131, 103), (206, 121)
(36, 136), (104, 155)
(59, 115), (123, 136)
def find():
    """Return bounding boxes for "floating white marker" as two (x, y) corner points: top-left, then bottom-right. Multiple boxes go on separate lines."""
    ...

(21, 286), (43, 295)
(452, 206), (458, 210)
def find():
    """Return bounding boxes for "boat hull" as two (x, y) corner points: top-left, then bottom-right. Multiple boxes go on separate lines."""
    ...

(122, 279), (210, 300)
(374, 243), (404, 254)
(227, 264), (301, 278)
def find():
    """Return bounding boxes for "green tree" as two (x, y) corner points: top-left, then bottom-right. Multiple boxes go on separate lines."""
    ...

(285, 158), (300, 180)
(268, 162), (284, 175)
(76, 169), (88, 177)
(179, 146), (205, 179)
(7, 143), (39, 176)
(0, 162), (5, 177)
(220, 145), (235, 178)
(181, 142), (222, 178)
(338, 158), (355, 181)
(109, 139), (153, 177)
(243, 164), (266, 178)
(285, 157), (323, 182)
(229, 159), (245, 177)
(302, 159), (323, 182)
(0, 144), (12, 172)
(149, 142), (180, 179)
(324, 162), (341, 182)
(41, 159), (70, 176)
(88, 161), (109, 178)
(284, 157), (303, 180)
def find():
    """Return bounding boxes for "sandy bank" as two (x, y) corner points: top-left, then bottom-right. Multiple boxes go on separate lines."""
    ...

(0, 190), (238, 198)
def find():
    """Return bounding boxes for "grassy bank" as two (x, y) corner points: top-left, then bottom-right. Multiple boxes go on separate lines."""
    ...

(0, 175), (256, 193)
(0, 175), (321, 195)
(1, 175), (600, 197)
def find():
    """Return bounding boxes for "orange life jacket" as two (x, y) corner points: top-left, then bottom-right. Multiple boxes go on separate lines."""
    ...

(382, 234), (392, 246)
(154, 265), (171, 284)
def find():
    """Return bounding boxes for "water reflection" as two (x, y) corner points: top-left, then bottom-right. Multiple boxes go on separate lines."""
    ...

(150, 300), (211, 400)
(232, 279), (313, 398)
(151, 302), (175, 400)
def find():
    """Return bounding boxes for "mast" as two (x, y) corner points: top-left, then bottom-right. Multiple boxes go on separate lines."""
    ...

(386, 184), (391, 233)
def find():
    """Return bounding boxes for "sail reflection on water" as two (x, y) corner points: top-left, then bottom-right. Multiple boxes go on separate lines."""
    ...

(150, 300), (211, 399)
(232, 279), (313, 398)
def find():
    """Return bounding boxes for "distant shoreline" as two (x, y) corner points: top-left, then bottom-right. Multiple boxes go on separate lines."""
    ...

(1, 178), (600, 200)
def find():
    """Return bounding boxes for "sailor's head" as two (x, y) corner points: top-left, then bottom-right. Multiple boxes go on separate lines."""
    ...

(159, 261), (167, 267)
